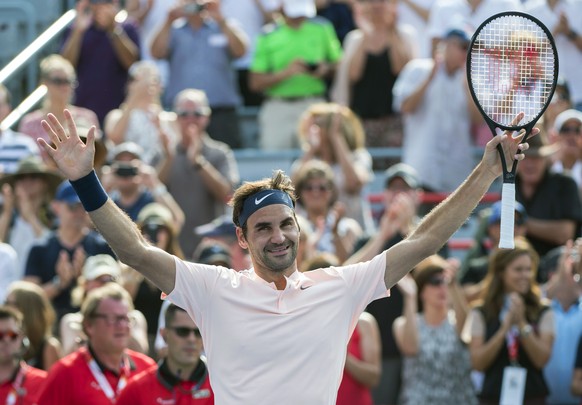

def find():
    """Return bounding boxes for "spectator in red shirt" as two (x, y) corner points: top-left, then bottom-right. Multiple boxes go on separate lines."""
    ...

(117, 303), (213, 404)
(37, 283), (155, 404)
(0, 305), (47, 405)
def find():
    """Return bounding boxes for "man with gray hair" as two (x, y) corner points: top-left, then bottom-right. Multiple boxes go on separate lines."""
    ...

(159, 89), (239, 257)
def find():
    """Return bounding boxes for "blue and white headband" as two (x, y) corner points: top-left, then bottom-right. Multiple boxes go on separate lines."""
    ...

(238, 189), (294, 227)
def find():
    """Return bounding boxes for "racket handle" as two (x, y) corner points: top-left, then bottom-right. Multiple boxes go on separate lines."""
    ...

(499, 183), (516, 249)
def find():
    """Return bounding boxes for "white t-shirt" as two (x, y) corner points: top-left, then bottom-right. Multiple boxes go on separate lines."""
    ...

(393, 58), (475, 191)
(167, 253), (389, 405)
(399, 0), (436, 57)
(428, 0), (522, 40)
(525, 0), (582, 104)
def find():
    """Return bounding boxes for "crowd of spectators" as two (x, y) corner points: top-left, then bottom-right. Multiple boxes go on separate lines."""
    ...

(1, 0), (582, 403)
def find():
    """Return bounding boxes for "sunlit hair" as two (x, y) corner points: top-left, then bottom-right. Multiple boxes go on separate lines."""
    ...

(294, 160), (338, 208)
(477, 237), (543, 322)
(298, 103), (366, 152)
(81, 283), (134, 330)
(5, 281), (56, 362)
(40, 54), (76, 81)
(173, 88), (210, 111)
(300, 252), (339, 272)
(229, 170), (297, 234)
(127, 60), (163, 105)
(0, 305), (23, 329)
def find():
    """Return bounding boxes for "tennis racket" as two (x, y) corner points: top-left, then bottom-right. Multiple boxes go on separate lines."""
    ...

(466, 12), (558, 249)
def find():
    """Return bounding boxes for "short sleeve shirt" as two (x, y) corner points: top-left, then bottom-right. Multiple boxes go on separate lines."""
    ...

(251, 17), (342, 98)
(167, 253), (389, 404)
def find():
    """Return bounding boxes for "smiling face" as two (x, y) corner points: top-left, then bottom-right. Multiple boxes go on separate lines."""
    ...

(501, 253), (534, 295)
(237, 204), (299, 277)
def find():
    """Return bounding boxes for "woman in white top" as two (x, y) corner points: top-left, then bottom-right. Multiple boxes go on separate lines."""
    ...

(104, 61), (176, 167)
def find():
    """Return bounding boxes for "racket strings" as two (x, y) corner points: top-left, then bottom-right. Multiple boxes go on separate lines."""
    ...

(469, 15), (556, 127)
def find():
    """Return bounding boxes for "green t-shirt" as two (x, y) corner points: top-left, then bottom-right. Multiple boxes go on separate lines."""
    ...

(251, 17), (342, 98)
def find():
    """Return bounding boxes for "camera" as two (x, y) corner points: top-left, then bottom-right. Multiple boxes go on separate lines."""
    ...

(305, 62), (320, 72)
(142, 222), (162, 244)
(183, 2), (205, 15)
(113, 163), (138, 178)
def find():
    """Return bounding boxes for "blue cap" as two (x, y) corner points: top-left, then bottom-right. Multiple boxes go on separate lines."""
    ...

(54, 181), (81, 204)
(445, 27), (472, 43)
(488, 201), (527, 226)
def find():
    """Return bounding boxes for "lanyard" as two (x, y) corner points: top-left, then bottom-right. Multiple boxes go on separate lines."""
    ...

(6, 363), (26, 405)
(506, 326), (520, 366)
(86, 353), (130, 402)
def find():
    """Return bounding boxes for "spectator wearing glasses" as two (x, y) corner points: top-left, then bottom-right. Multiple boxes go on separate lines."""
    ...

(293, 160), (363, 264)
(18, 54), (100, 153)
(23, 181), (115, 322)
(104, 142), (184, 227)
(394, 255), (476, 405)
(549, 109), (582, 191)
(117, 303), (214, 404)
(60, 255), (149, 356)
(37, 283), (155, 404)
(158, 89), (239, 258)
(4, 281), (62, 372)
(0, 305), (47, 405)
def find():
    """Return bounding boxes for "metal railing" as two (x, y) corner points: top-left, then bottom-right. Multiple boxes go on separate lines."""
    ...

(0, 9), (76, 130)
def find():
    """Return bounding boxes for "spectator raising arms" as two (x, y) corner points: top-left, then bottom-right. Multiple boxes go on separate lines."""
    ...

(60, 0), (140, 124)
(18, 54), (99, 153)
(394, 256), (477, 405)
(293, 103), (374, 232)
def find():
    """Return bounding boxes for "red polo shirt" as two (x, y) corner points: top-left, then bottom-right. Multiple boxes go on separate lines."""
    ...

(117, 359), (214, 405)
(0, 363), (47, 405)
(37, 346), (155, 405)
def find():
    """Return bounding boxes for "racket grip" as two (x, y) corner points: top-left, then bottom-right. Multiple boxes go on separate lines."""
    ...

(499, 183), (516, 249)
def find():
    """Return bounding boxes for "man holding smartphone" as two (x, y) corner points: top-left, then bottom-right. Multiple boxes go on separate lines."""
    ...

(150, 0), (248, 149)
(249, 0), (342, 150)
(60, 0), (140, 125)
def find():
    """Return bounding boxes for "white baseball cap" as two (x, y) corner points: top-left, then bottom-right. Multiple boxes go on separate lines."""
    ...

(282, 0), (316, 18)
(83, 255), (121, 281)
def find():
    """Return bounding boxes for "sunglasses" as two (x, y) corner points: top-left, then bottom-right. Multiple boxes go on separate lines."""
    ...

(426, 276), (446, 286)
(46, 77), (77, 87)
(0, 330), (20, 341)
(176, 110), (207, 118)
(303, 184), (330, 193)
(170, 327), (202, 338)
(91, 313), (132, 326)
(559, 126), (581, 135)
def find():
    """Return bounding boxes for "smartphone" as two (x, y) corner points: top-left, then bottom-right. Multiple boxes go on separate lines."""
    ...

(113, 163), (138, 178)
(306, 62), (320, 72)
(183, 2), (205, 15)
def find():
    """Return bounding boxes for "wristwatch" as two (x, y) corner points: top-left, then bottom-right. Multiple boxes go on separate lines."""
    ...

(520, 324), (533, 338)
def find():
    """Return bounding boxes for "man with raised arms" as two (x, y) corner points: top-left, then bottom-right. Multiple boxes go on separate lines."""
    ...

(38, 110), (533, 405)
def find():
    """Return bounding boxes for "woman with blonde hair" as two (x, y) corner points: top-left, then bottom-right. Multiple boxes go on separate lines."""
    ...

(104, 61), (176, 167)
(18, 54), (99, 147)
(465, 237), (554, 404)
(4, 280), (62, 371)
(292, 102), (374, 233)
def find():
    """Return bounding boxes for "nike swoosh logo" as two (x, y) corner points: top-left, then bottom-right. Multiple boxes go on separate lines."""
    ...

(255, 192), (274, 205)
(300, 285), (312, 290)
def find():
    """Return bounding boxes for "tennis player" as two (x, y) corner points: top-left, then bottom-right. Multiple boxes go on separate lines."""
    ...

(38, 110), (535, 405)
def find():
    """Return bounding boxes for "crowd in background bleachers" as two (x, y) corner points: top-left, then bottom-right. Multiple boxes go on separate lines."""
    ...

(1, 0), (582, 403)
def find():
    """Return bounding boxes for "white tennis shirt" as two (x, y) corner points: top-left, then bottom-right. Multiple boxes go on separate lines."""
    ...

(167, 253), (389, 405)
